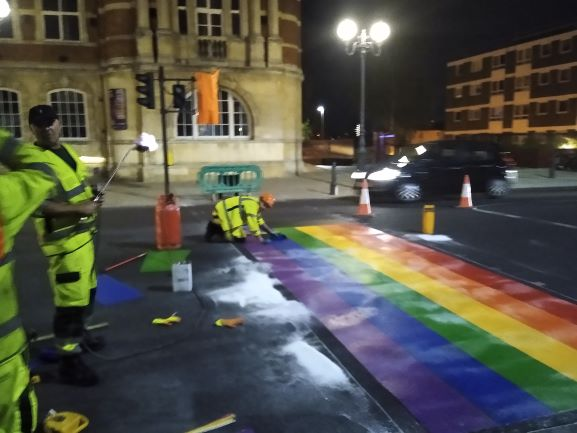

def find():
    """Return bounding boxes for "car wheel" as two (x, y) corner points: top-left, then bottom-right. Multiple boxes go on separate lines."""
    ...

(486, 178), (509, 198)
(394, 183), (421, 202)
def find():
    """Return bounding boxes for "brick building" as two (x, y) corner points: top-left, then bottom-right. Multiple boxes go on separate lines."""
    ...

(0, 0), (302, 181)
(445, 25), (577, 166)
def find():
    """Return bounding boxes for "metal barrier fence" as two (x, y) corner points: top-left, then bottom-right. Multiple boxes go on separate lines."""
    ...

(197, 164), (262, 200)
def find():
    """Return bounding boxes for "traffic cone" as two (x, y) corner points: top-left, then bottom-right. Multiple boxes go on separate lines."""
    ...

(356, 179), (372, 216)
(458, 175), (473, 208)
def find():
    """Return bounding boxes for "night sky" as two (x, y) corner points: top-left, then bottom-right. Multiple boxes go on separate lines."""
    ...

(301, 0), (577, 138)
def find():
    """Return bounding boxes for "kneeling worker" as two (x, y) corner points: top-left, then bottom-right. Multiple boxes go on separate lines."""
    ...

(205, 193), (282, 243)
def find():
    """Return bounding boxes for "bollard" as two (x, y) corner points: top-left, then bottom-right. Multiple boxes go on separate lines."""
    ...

(422, 204), (435, 235)
(330, 161), (338, 195)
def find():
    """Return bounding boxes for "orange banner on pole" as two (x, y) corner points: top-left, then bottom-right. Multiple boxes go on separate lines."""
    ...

(194, 70), (219, 124)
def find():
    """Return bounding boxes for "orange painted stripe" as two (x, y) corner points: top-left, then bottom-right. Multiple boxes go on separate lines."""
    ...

(335, 222), (577, 325)
(325, 224), (577, 350)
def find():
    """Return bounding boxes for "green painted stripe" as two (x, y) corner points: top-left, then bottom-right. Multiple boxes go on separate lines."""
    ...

(284, 226), (577, 411)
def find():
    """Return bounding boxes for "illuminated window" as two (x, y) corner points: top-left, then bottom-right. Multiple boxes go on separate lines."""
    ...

(516, 47), (532, 64)
(197, 0), (222, 37)
(492, 54), (505, 68)
(0, 89), (21, 137)
(0, 1), (13, 39)
(513, 105), (529, 119)
(48, 90), (87, 139)
(43, 0), (80, 41)
(490, 107), (503, 120)
(176, 89), (249, 138)
(491, 80), (504, 94)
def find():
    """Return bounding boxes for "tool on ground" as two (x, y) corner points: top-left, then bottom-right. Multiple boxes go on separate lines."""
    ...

(94, 132), (159, 201)
(31, 322), (109, 343)
(185, 413), (237, 433)
(152, 313), (182, 326)
(104, 252), (147, 272)
(43, 410), (89, 433)
(214, 317), (245, 328)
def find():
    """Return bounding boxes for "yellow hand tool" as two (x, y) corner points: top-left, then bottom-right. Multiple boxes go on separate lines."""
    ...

(214, 317), (245, 328)
(43, 410), (89, 433)
(152, 313), (182, 326)
(185, 413), (236, 433)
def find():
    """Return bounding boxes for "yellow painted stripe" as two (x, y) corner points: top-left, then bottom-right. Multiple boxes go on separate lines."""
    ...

(299, 225), (577, 381)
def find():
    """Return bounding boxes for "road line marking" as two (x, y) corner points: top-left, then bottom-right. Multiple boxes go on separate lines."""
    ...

(474, 208), (577, 229)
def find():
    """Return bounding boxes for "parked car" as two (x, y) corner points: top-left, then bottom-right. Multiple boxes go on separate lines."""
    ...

(557, 155), (577, 171)
(351, 140), (518, 202)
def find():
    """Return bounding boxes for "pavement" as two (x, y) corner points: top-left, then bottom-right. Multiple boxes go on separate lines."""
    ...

(16, 164), (577, 433)
(101, 166), (577, 208)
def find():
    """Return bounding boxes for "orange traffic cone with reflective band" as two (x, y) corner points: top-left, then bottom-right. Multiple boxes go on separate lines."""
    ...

(458, 175), (473, 208)
(356, 179), (373, 216)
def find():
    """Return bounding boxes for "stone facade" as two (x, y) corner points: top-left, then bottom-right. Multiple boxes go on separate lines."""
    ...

(0, 0), (303, 181)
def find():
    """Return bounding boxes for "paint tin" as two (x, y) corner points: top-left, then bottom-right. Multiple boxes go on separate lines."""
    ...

(172, 262), (192, 292)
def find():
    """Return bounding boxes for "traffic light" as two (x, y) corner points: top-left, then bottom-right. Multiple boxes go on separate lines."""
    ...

(136, 72), (155, 109)
(172, 84), (186, 110)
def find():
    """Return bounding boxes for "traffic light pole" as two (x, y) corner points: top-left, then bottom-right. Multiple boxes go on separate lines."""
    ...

(158, 66), (170, 196)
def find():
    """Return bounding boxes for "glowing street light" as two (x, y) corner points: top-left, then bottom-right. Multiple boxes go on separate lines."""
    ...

(337, 18), (391, 168)
(316, 105), (325, 139)
(0, 0), (11, 19)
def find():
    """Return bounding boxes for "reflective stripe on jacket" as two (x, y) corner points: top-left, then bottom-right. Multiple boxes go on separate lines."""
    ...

(0, 163), (56, 363)
(4, 142), (95, 255)
(213, 196), (264, 239)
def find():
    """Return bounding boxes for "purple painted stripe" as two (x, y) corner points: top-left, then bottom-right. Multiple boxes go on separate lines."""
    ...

(247, 242), (495, 433)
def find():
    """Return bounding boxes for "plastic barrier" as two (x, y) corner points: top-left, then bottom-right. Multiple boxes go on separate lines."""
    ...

(197, 165), (262, 199)
(155, 194), (182, 250)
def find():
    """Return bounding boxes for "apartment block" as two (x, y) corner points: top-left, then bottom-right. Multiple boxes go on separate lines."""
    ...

(445, 25), (577, 165)
(0, 0), (302, 181)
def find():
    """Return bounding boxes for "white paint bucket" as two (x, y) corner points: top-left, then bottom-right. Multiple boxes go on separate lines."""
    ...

(172, 262), (193, 292)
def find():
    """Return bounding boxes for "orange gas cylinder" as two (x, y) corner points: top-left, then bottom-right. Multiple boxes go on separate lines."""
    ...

(155, 194), (182, 250)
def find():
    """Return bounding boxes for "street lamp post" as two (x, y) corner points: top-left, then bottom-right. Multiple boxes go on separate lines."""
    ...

(337, 19), (391, 168)
(316, 105), (325, 139)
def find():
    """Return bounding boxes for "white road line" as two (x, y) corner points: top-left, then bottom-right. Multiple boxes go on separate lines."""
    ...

(474, 207), (577, 229)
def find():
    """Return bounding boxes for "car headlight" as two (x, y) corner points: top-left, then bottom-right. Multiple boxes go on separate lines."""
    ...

(350, 171), (367, 179)
(367, 168), (401, 181)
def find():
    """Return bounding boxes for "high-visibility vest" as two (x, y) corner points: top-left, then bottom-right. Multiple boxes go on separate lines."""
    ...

(3, 142), (96, 256)
(0, 143), (55, 363)
(213, 196), (264, 239)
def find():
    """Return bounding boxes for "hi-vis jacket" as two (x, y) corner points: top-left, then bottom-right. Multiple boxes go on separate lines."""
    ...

(212, 196), (264, 240)
(0, 129), (55, 365)
(0, 141), (95, 256)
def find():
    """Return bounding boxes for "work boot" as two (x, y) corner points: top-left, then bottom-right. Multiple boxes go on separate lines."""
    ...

(80, 331), (106, 353)
(59, 355), (99, 387)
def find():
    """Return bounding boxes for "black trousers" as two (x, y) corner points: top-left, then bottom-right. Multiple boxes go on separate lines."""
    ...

(204, 221), (245, 243)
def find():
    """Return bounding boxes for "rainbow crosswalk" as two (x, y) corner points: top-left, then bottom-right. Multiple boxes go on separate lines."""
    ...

(245, 223), (577, 433)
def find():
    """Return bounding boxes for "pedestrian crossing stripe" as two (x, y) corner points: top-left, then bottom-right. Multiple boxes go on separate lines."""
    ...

(245, 223), (577, 433)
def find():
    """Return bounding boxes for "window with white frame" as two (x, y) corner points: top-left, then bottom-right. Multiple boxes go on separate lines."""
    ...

(490, 107), (503, 120)
(231, 0), (240, 36)
(48, 90), (87, 138)
(513, 105), (529, 118)
(178, 0), (188, 35)
(516, 47), (532, 64)
(468, 109), (481, 121)
(0, 89), (22, 137)
(560, 38), (573, 54)
(514, 75), (530, 90)
(492, 54), (505, 68)
(538, 72), (550, 86)
(557, 100), (569, 113)
(558, 68), (571, 83)
(540, 42), (552, 57)
(491, 80), (504, 94)
(537, 102), (548, 115)
(43, 0), (80, 41)
(197, 0), (223, 37)
(176, 89), (249, 138)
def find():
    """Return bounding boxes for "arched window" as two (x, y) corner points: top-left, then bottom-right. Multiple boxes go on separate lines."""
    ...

(176, 89), (249, 139)
(0, 89), (22, 137)
(48, 90), (87, 139)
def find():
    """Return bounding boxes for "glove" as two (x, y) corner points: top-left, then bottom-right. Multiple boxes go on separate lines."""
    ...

(271, 233), (287, 241)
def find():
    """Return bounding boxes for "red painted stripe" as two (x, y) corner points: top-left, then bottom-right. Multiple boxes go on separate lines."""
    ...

(326, 223), (577, 334)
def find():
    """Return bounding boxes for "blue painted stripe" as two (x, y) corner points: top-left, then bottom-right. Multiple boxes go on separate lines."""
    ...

(270, 238), (552, 424)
